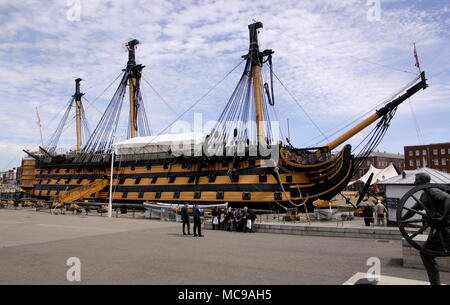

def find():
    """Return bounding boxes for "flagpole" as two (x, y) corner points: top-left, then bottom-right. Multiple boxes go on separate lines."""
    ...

(108, 149), (114, 218)
(35, 107), (44, 147)
(413, 43), (421, 73)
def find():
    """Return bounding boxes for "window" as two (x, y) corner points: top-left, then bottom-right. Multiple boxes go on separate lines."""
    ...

(259, 175), (267, 183)
(433, 149), (438, 155)
(66, 179), (71, 184)
(448, 148), (450, 155)
(424, 159), (428, 167)
(422, 150), (427, 156)
(138, 191), (144, 199)
(408, 151), (413, 157)
(286, 176), (293, 183)
(77, 178), (83, 184)
(188, 176), (195, 183)
(151, 177), (158, 184)
(416, 160), (421, 167)
(168, 176), (176, 183)
(173, 191), (180, 199)
(146, 165), (152, 171)
(274, 192), (282, 201)
(119, 178), (126, 184)
(416, 150), (420, 156)
(442, 159), (447, 166)
(131, 166), (135, 171)
(433, 159), (439, 166)
(122, 192), (128, 198)
(135, 177), (141, 184)
(242, 192), (251, 200)
(441, 149), (445, 155)
(155, 192), (161, 199)
(208, 175), (216, 183)
(194, 191), (201, 199)
(216, 192), (224, 200)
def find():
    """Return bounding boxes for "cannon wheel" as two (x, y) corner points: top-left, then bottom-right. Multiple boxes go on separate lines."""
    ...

(397, 184), (450, 257)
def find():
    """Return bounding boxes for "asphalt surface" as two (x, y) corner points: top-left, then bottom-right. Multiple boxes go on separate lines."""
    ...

(1, 208), (449, 285)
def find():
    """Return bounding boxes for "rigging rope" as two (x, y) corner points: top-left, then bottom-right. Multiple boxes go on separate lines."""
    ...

(142, 59), (246, 147)
(271, 69), (330, 143)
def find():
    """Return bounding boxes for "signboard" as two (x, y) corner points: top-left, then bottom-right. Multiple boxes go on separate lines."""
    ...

(385, 197), (399, 209)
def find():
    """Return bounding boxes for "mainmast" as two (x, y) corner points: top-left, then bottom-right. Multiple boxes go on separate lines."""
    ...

(248, 22), (273, 147)
(74, 78), (84, 152)
(126, 39), (144, 138)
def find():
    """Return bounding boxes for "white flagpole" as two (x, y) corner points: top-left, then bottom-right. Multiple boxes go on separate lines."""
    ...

(108, 150), (114, 218)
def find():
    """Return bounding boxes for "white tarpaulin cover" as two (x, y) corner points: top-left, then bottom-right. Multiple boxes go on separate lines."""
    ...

(349, 163), (400, 186)
(112, 131), (210, 155)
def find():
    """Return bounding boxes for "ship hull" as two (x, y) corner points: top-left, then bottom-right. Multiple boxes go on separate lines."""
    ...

(20, 145), (354, 212)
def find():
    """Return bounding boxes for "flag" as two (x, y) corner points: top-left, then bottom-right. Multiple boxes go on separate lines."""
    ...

(413, 43), (421, 70)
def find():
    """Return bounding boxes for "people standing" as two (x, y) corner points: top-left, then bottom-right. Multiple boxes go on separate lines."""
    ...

(193, 203), (204, 237)
(248, 208), (257, 233)
(362, 201), (374, 227)
(224, 207), (233, 231)
(180, 202), (191, 235)
(374, 200), (387, 226)
(211, 207), (219, 230)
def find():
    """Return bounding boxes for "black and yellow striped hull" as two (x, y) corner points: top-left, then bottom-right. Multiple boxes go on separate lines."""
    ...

(21, 145), (354, 211)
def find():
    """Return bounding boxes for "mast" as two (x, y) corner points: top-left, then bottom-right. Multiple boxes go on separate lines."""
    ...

(248, 22), (266, 146)
(126, 39), (144, 138)
(74, 78), (84, 152)
(322, 72), (428, 153)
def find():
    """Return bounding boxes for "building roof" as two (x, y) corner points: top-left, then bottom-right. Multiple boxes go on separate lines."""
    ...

(378, 167), (450, 185)
(356, 151), (404, 159)
(404, 142), (450, 149)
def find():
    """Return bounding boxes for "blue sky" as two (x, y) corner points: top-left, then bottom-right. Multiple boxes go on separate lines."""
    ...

(0, 0), (449, 170)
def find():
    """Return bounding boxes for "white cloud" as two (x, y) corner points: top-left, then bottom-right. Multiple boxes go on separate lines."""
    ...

(0, 0), (449, 169)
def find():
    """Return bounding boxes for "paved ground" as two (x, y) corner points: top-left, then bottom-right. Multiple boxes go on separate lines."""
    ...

(1, 208), (449, 285)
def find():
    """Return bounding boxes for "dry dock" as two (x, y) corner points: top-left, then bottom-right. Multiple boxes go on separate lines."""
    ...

(1, 209), (449, 285)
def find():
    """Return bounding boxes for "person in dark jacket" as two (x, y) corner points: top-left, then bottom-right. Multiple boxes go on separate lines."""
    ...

(211, 207), (219, 230)
(180, 202), (190, 235)
(224, 207), (233, 231)
(362, 201), (374, 227)
(192, 203), (204, 237)
(248, 208), (257, 233)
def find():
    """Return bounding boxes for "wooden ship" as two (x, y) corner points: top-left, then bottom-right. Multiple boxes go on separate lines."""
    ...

(18, 22), (428, 212)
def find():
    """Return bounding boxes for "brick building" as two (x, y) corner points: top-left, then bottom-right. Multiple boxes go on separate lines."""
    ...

(404, 142), (450, 173)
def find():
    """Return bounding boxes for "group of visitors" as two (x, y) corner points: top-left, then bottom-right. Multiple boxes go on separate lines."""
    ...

(362, 199), (388, 227)
(180, 203), (257, 236)
(211, 206), (256, 233)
